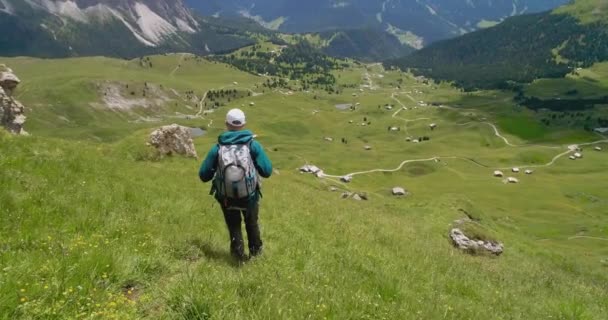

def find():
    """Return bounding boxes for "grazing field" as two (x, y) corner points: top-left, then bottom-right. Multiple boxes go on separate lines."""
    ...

(525, 62), (608, 99)
(1, 54), (607, 319)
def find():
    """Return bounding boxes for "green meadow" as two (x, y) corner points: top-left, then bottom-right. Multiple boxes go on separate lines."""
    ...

(1, 53), (607, 319)
(525, 62), (608, 99)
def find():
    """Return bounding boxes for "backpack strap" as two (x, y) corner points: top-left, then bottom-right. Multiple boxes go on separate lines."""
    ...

(247, 139), (260, 189)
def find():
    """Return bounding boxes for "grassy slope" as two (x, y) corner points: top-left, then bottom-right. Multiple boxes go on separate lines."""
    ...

(554, 0), (608, 23)
(1, 56), (608, 319)
(526, 61), (608, 99)
(522, 62), (608, 131)
(4, 55), (259, 141)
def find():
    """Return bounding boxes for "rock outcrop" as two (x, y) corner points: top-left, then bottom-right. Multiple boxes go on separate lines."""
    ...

(149, 124), (198, 158)
(0, 65), (27, 135)
(341, 191), (368, 201)
(449, 228), (504, 256)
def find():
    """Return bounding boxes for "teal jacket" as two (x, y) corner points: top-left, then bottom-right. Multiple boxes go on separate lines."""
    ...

(199, 130), (272, 202)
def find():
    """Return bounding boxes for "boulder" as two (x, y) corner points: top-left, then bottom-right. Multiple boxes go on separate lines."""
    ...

(569, 155), (576, 160)
(574, 152), (583, 159)
(324, 137), (333, 142)
(364, 145), (372, 150)
(315, 170), (325, 178)
(358, 193), (368, 200)
(329, 187), (338, 192)
(148, 124), (198, 158)
(525, 169), (534, 175)
(493, 170), (504, 177)
(449, 228), (504, 256)
(512, 167), (520, 173)
(352, 193), (362, 201)
(392, 187), (407, 196)
(0, 65), (27, 135)
(341, 192), (351, 199)
(595, 146), (602, 151)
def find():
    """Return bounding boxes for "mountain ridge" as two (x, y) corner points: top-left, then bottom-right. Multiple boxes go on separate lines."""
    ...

(185, 0), (570, 47)
(0, 0), (259, 58)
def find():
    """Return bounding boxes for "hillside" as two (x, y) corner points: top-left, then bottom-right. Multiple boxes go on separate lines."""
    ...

(1, 55), (260, 140)
(1, 55), (608, 318)
(0, 0), (261, 58)
(185, 0), (569, 47)
(319, 28), (414, 62)
(387, 0), (608, 90)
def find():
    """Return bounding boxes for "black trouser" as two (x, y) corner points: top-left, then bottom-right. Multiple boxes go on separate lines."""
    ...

(221, 199), (263, 259)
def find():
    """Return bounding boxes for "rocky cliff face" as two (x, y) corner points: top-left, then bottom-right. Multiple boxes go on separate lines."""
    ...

(0, 0), (256, 58)
(11, 0), (199, 47)
(0, 65), (27, 135)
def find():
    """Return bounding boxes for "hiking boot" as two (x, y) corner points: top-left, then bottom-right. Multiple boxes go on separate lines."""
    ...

(249, 246), (263, 258)
(231, 249), (249, 262)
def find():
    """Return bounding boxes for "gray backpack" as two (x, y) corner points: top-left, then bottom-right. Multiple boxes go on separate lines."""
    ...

(216, 142), (259, 199)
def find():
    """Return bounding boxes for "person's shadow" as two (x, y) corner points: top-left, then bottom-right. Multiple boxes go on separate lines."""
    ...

(190, 239), (243, 268)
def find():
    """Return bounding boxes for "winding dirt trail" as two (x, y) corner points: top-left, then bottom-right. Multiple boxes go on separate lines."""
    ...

(320, 137), (607, 179)
(318, 92), (608, 179)
(321, 156), (489, 179)
(169, 53), (186, 77)
(393, 92), (560, 150)
(568, 236), (608, 241)
(194, 91), (208, 117)
(456, 122), (561, 149)
(183, 83), (263, 120)
(390, 93), (432, 134)
(496, 139), (608, 170)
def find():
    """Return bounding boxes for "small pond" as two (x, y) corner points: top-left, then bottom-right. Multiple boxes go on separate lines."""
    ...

(190, 127), (207, 137)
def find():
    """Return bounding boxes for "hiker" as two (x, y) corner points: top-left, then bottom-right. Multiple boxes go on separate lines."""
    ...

(199, 109), (273, 262)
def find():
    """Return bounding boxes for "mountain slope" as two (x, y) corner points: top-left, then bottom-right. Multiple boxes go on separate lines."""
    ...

(0, 0), (258, 58)
(185, 0), (570, 47)
(318, 28), (415, 62)
(387, 0), (608, 90)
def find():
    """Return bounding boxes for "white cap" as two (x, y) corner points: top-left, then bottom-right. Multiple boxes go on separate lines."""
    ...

(226, 108), (246, 127)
